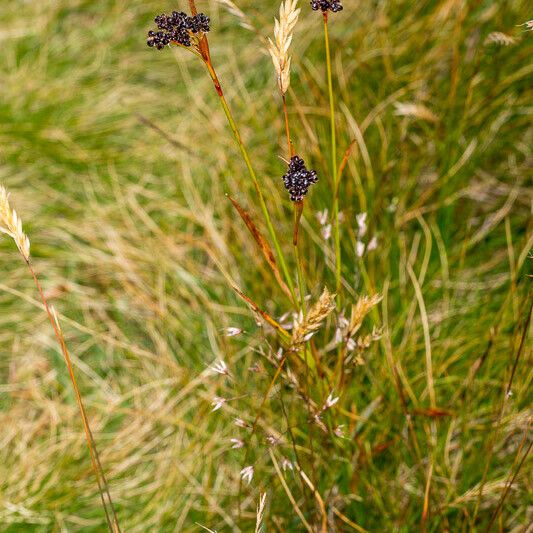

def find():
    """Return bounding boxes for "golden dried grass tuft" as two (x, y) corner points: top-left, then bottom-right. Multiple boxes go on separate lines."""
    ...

(268, 0), (300, 94)
(0, 185), (30, 261)
(484, 31), (517, 46)
(291, 287), (336, 348)
(346, 294), (382, 339)
(255, 492), (267, 533)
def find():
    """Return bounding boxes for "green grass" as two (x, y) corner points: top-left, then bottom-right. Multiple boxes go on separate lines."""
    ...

(0, 0), (531, 531)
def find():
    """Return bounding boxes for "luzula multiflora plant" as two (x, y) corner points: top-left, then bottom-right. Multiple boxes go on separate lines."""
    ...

(0, 187), (121, 533)
(146, 2), (385, 529)
(147, 0), (299, 307)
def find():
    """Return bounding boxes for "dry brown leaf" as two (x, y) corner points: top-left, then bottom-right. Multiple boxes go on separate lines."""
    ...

(227, 194), (293, 301)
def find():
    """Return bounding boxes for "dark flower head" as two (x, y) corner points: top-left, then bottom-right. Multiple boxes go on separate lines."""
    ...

(189, 13), (210, 34)
(282, 156), (318, 202)
(147, 11), (210, 49)
(310, 0), (343, 13)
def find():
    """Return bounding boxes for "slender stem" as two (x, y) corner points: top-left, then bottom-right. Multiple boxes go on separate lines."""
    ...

(278, 388), (313, 513)
(486, 423), (532, 532)
(282, 94), (293, 157)
(238, 356), (287, 516)
(283, 94), (306, 314)
(282, 90), (319, 499)
(204, 61), (297, 305)
(26, 260), (120, 533)
(293, 203), (306, 314)
(472, 296), (532, 524)
(323, 13), (341, 294)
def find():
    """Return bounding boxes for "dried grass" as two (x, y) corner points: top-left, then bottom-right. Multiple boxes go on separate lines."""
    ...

(291, 287), (336, 347)
(484, 31), (517, 46)
(0, 0), (531, 530)
(268, 0), (301, 94)
(0, 186), (30, 261)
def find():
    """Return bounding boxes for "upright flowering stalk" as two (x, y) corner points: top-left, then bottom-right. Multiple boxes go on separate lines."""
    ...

(310, 0), (343, 293)
(268, 0), (300, 157)
(0, 186), (120, 533)
(146, 1), (297, 306)
(268, 1), (318, 312)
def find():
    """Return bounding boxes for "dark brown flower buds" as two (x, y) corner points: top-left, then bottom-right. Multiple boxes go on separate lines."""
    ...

(147, 11), (210, 50)
(310, 0), (343, 13)
(282, 156), (318, 202)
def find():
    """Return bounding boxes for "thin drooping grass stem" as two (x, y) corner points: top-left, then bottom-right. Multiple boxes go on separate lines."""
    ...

(26, 260), (121, 533)
(202, 56), (297, 307)
(323, 13), (341, 294)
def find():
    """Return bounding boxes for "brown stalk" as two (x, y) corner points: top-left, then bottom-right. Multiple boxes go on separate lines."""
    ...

(26, 260), (120, 533)
(335, 139), (356, 200)
(282, 94), (294, 159)
(486, 418), (532, 531)
(227, 194), (294, 304)
(231, 285), (290, 339)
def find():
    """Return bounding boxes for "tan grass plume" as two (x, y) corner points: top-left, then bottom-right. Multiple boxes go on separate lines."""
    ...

(0, 185), (30, 261)
(291, 287), (336, 348)
(268, 0), (300, 94)
(484, 31), (517, 46)
(346, 293), (382, 339)
(255, 492), (267, 533)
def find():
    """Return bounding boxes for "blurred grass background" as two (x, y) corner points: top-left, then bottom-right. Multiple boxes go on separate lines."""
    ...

(0, 0), (531, 531)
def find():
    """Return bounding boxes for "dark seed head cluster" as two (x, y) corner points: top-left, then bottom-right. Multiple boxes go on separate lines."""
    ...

(310, 0), (343, 13)
(282, 156), (318, 202)
(147, 11), (210, 50)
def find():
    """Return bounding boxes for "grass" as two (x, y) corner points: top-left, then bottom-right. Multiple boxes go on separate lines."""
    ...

(0, 0), (531, 531)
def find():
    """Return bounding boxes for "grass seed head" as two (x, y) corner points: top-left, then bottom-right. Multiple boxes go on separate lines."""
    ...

(210, 359), (229, 376)
(255, 492), (267, 533)
(230, 438), (244, 449)
(346, 294), (382, 339)
(291, 287), (336, 347)
(240, 465), (254, 484)
(0, 185), (30, 261)
(211, 396), (226, 411)
(484, 31), (517, 46)
(268, 0), (301, 94)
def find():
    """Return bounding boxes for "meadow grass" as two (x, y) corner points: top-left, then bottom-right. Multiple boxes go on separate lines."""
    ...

(0, 0), (531, 531)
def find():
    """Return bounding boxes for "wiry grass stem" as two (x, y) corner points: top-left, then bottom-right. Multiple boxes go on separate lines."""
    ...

(293, 203), (306, 313)
(203, 60), (297, 306)
(323, 13), (341, 294)
(472, 296), (532, 525)
(282, 94), (293, 158)
(26, 260), (121, 533)
(283, 94), (306, 314)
